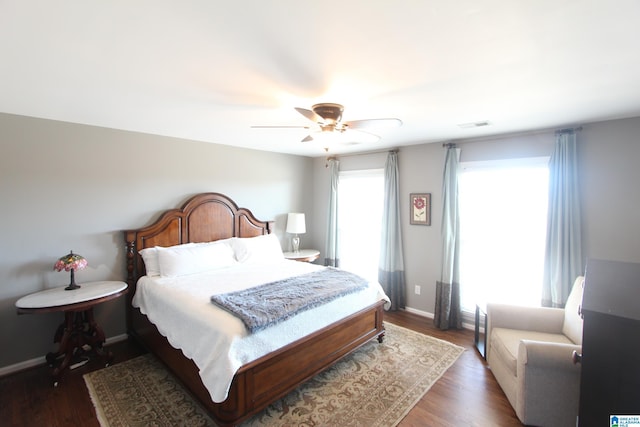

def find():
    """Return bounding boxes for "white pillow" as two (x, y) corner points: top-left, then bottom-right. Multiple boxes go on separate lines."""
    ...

(139, 243), (197, 277)
(139, 247), (160, 276)
(231, 234), (284, 264)
(156, 241), (237, 277)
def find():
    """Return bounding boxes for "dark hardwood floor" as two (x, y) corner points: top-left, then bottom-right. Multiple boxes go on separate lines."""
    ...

(385, 311), (521, 427)
(0, 310), (522, 426)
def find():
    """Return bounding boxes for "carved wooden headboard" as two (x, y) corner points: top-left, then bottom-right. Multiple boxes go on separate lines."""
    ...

(124, 192), (273, 288)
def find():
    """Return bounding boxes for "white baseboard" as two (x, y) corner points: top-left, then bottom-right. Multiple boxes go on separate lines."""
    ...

(403, 306), (433, 318)
(0, 333), (128, 378)
(399, 306), (476, 332)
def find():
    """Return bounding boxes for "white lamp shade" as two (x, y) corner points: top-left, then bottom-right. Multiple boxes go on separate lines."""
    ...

(286, 213), (306, 234)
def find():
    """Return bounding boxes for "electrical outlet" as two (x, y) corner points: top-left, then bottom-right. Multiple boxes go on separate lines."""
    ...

(414, 285), (421, 295)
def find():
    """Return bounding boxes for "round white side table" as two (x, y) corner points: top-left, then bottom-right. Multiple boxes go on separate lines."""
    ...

(283, 249), (320, 263)
(16, 281), (128, 386)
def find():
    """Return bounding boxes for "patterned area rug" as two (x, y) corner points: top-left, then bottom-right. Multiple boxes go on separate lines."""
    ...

(84, 322), (464, 426)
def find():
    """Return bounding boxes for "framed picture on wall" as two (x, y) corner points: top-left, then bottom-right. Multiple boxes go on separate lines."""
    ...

(410, 193), (431, 225)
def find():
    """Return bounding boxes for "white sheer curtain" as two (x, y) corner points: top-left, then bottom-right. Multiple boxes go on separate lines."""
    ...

(337, 169), (384, 280)
(324, 158), (340, 267)
(459, 158), (549, 310)
(378, 151), (405, 311)
(542, 129), (583, 307)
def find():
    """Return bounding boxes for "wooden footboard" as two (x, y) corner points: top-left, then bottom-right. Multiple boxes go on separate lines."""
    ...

(129, 299), (385, 426)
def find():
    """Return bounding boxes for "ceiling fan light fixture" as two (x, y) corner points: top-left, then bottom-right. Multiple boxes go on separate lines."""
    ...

(311, 103), (344, 124)
(259, 102), (401, 150)
(307, 129), (340, 145)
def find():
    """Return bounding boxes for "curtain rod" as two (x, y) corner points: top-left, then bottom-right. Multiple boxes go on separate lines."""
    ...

(328, 147), (399, 159)
(442, 126), (582, 148)
(555, 126), (583, 134)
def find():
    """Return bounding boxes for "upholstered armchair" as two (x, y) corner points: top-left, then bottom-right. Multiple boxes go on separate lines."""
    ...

(486, 277), (584, 426)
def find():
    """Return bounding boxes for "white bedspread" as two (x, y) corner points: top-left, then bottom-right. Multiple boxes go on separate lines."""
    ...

(132, 260), (390, 403)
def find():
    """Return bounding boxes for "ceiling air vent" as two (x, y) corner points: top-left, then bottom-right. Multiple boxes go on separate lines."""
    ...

(458, 121), (490, 129)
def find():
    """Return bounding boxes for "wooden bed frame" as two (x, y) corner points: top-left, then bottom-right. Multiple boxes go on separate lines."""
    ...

(124, 192), (385, 426)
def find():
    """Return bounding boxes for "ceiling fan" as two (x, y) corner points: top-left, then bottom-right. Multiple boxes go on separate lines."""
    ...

(253, 103), (402, 145)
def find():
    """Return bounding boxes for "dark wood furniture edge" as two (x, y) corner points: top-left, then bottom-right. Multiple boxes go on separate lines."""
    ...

(123, 192), (385, 426)
(16, 288), (129, 315)
(17, 287), (128, 385)
(128, 300), (385, 425)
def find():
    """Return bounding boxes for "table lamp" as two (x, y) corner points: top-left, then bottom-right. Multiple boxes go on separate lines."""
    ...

(54, 250), (88, 290)
(286, 213), (306, 253)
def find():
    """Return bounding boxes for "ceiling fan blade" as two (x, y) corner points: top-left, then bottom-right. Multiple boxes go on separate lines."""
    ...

(295, 107), (324, 123)
(343, 129), (381, 144)
(250, 125), (310, 129)
(301, 135), (314, 142)
(344, 118), (402, 130)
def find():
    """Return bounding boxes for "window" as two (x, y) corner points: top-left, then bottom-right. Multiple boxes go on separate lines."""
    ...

(459, 157), (549, 311)
(337, 169), (384, 281)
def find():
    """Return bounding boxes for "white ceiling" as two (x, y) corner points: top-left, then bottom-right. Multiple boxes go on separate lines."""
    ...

(2, 1), (640, 157)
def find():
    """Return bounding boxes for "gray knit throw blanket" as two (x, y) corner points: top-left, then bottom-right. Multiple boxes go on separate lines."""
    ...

(211, 267), (369, 333)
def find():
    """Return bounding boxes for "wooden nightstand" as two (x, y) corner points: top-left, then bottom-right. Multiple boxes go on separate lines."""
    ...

(16, 281), (128, 386)
(283, 249), (320, 263)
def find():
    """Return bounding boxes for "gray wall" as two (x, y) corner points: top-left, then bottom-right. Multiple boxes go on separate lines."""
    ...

(579, 118), (640, 263)
(3, 111), (639, 370)
(0, 113), (314, 369)
(312, 116), (640, 316)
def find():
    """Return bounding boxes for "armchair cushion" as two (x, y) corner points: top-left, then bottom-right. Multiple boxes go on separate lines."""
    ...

(486, 304), (565, 362)
(488, 304), (564, 338)
(490, 328), (574, 376)
(562, 276), (585, 344)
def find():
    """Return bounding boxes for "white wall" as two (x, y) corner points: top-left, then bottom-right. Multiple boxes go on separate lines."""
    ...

(0, 113), (314, 368)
